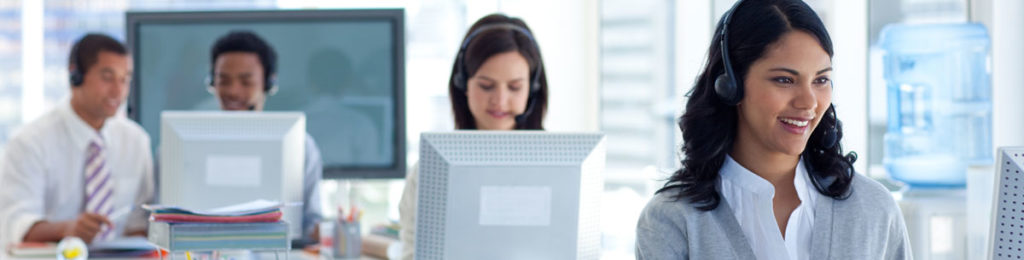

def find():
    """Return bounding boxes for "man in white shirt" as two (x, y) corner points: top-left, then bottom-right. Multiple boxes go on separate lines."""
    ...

(0, 33), (154, 245)
(206, 30), (323, 244)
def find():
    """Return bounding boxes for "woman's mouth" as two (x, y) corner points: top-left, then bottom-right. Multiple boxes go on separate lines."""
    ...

(779, 117), (810, 134)
(487, 110), (510, 119)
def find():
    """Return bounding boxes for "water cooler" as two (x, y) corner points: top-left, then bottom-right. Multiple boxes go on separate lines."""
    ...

(879, 23), (992, 259)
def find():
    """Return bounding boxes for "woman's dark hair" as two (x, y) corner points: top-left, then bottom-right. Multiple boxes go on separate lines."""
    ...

(658, 0), (857, 211)
(448, 14), (548, 130)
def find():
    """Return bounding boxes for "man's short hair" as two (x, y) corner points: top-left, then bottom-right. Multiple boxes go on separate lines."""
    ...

(209, 31), (277, 91)
(68, 33), (127, 78)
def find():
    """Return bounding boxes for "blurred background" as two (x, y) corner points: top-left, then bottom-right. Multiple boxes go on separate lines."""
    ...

(1, 0), (1022, 259)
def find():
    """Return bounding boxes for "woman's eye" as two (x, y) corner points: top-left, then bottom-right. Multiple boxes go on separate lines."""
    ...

(814, 77), (831, 85)
(508, 85), (522, 91)
(479, 84), (495, 90)
(772, 77), (794, 84)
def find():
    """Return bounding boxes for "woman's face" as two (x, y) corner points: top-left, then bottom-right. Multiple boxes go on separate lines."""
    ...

(736, 30), (832, 156)
(466, 51), (532, 130)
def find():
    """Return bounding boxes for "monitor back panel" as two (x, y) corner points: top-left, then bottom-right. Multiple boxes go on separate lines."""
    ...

(417, 132), (605, 260)
(160, 111), (305, 238)
(992, 147), (1024, 260)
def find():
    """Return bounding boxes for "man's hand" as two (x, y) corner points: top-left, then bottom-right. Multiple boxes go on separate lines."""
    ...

(63, 213), (112, 244)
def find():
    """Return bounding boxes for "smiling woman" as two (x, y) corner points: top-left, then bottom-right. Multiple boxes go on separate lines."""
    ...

(635, 0), (911, 259)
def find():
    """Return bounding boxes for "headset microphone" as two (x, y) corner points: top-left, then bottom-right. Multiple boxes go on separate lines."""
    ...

(514, 96), (538, 128)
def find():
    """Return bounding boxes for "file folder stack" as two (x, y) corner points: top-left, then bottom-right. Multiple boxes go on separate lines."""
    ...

(144, 200), (291, 252)
(148, 221), (289, 251)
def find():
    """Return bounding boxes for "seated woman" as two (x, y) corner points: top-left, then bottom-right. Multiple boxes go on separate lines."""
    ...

(635, 0), (911, 259)
(398, 13), (549, 260)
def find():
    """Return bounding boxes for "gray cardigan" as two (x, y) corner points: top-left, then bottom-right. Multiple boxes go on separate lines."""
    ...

(636, 174), (912, 259)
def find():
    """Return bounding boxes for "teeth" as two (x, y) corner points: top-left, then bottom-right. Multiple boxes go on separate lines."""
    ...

(780, 118), (809, 127)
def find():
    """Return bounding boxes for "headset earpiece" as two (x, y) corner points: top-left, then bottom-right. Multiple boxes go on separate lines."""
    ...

(69, 44), (84, 87)
(714, 73), (740, 105)
(714, 0), (745, 106)
(69, 69), (84, 87)
(822, 104), (839, 149)
(452, 51), (469, 92)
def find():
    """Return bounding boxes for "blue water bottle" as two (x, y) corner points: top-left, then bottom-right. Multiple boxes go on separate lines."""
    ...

(879, 23), (992, 187)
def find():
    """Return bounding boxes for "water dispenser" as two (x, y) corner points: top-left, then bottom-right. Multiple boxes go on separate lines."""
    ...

(879, 23), (992, 187)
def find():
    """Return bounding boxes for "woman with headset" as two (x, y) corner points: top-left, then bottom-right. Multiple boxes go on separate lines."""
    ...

(635, 0), (910, 259)
(398, 14), (548, 259)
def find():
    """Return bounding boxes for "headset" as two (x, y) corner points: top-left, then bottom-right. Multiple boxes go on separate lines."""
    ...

(204, 53), (279, 111)
(715, 0), (849, 193)
(69, 43), (85, 87)
(206, 69), (279, 96)
(452, 23), (544, 127)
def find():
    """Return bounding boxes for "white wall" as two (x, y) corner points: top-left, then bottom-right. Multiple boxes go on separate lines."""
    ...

(827, 0), (868, 172)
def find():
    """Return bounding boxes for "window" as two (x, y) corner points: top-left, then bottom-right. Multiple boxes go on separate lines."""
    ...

(599, 0), (676, 257)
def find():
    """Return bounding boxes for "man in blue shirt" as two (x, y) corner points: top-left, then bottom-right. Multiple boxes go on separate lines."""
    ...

(206, 30), (323, 244)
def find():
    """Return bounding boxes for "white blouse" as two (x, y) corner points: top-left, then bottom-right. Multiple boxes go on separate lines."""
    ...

(718, 155), (817, 260)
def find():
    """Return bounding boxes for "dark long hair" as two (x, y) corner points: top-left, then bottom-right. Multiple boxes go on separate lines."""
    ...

(448, 14), (548, 130)
(658, 0), (857, 211)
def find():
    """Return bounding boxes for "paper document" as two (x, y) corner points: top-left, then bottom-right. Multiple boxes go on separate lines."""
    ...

(143, 199), (286, 216)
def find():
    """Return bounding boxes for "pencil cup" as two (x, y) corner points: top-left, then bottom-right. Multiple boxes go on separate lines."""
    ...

(336, 220), (362, 258)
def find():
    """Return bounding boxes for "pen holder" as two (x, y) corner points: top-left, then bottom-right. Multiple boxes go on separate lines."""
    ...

(336, 220), (362, 258)
(321, 220), (361, 259)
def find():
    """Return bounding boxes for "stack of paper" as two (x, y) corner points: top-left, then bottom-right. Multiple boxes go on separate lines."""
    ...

(143, 200), (283, 223)
(148, 222), (290, 251)
(144, 200), (291, 252)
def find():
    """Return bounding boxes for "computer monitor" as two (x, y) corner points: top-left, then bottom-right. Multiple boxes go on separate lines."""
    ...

(990, 147), (1024, 260)
(126, 9), (406, 179)
(416, 132), (606, 260)
(160, 111), (305, 239)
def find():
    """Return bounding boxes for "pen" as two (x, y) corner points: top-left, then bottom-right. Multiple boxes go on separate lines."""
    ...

(107, 205), (133, 222)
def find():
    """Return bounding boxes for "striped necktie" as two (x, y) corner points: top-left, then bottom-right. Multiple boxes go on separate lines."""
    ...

(84, 140), (114, 241)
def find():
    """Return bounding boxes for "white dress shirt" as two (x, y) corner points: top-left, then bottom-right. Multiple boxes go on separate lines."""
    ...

(718, 155), (816, 260)
(0, 100), (154, 244)
(398, 162), (420, 260)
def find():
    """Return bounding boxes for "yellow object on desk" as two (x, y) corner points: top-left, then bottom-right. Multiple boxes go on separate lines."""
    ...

(56, 237), (87, 260)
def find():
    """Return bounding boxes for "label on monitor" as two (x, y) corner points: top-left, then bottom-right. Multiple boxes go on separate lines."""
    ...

(206, 155), (262, 187)
(479, 186), (551, 226)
